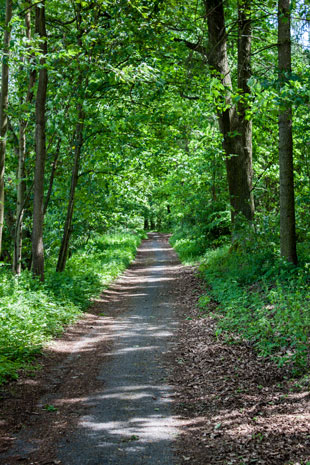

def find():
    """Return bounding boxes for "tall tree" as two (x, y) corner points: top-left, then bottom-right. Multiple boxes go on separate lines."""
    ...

(205, 0), (254, 223)
(278, 0), (297, 264)
(32, 1), (48, 280)
(13, 1), (36, 274)
(56, 106), (84, 272)
(237, 0), (253, 217)
(56, 4), (86, 272)
(0, 0), (12, 256)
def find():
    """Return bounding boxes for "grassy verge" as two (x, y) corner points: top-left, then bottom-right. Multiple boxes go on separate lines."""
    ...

(0, 230), (144, 384)
(170, 228), (209, 264)
(171, 231), (310, 375)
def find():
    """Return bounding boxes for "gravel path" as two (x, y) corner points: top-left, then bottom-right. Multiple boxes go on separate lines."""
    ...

(57, 232), (180, 465)
(2, 233), (308, 465)
(0, 233), (182, 465)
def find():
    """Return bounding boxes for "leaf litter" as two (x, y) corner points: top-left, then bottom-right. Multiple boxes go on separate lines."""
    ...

(168, 264), (310, 465)
(1, 235), (310, 465)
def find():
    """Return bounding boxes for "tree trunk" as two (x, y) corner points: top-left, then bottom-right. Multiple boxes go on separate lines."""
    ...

(204, 0), (254, 223)
(144, 218), (149, 230)
(0, 0), (12, 256)
(56, 107), (84, 272)
(236, 0), (254, 220)
(43, 137), (61, 215)
(32, 2), (48, 281)
(13, 122), (27, 274)
(14, 4), (36, 275)
(278, 0), (297, 264)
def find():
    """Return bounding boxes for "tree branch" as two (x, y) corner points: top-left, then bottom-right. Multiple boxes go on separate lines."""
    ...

(174, 38), (207, 56)
(180, 91), (200, 100)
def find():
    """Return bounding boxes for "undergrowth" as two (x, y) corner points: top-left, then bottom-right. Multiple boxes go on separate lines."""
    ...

(171, 229), (310, 375)
(170, 228), (214, 264)
(0, 230), (144, 384)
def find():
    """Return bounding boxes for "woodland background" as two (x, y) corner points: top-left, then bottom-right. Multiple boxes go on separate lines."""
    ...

(1, 0), (310, 382)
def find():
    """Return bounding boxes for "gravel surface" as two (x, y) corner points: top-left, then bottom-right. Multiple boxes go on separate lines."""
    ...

(56, 233), (181, 465)
(2, 233), (310, 465)
(0, 233), (183, 465)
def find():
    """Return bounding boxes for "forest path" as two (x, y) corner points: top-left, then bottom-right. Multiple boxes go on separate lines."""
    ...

(1, 233), (307, 465)
(0, 233), (184, 465)
(56, 232), (181, 464)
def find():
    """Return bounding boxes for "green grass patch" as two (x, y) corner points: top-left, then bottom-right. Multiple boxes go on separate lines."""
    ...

(0, 230), (144, 384)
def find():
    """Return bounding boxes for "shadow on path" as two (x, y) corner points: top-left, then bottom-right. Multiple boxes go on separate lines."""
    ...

(0, 233), (182, 465)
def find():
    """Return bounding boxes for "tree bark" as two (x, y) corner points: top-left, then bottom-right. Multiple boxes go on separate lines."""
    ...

(278, 0), (297, 264)
(56, 3), (88, 273)
(56, 107), (84, 272)
(43, 137), (61, 215)
(237, 0), (254, 219)
(204, 0), (254, 223)
(0, 0), (12, 256)
(32, 2), (48, 280)
(13, 3), (36, 275)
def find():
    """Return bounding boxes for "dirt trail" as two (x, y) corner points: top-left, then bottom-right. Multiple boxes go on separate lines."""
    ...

(2, 233), (309, 465)
(0, 233), (183, 465)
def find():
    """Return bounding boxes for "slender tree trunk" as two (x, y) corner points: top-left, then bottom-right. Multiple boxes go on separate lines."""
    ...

(0, 0), (12, 256)
(13, 122), (27, 274)
(56, 107), (84, 272)
(56, 3), (88, 273)
(13, 4), (36, 274)
(204, 0), (254, 223)
(278, 0), (297, 264)
(43, 137), (61, 215)
(236, 0), (254, 219)
(32, 2), (48, 280)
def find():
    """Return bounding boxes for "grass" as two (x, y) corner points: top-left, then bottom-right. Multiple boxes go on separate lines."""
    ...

(0, 230), (144, 384)
(169, 229), (210, 264)
(171, 229), (310, 375)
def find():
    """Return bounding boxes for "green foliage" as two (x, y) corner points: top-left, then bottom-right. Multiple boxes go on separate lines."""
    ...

(0, 231), (143, 384)
(2, 0), (310, 385)
(170, 228), (209, 264)
(198, 238), (310, 375)
(170, 202), (231, 263)
(43, 404), (58, 412)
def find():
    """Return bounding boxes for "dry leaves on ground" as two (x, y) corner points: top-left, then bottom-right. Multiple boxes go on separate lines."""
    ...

(170, 266), (310, 465)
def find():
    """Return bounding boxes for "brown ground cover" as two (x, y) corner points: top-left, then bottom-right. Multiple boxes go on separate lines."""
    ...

(170, 265), (310, 465)
(1, 235), (310, 464)
(0, 306), (115, 464)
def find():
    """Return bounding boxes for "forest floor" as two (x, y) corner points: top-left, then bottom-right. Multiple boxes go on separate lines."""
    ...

(0, 233), (310, 464)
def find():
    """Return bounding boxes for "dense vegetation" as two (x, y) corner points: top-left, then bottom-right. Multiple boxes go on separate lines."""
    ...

(0, 230), (144, 382)
(1, 0), (310, 381)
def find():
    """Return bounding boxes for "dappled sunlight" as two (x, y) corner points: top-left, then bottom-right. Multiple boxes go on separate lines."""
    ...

(54, 234), (181, 464)
(109, 345), (160, 355)
(55, 396), (90, 405)
(48, 317), (115, 355)
(54, 379), (181, 462)
(177, 385), (310, 463)
(80, 413), (179, 441)
(22, 379), (40, 386)
(175, 320), (310, 464)
(120, 269), (177, 279)
(137, 247), (166, 253)
(0, 234), (182, 464)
